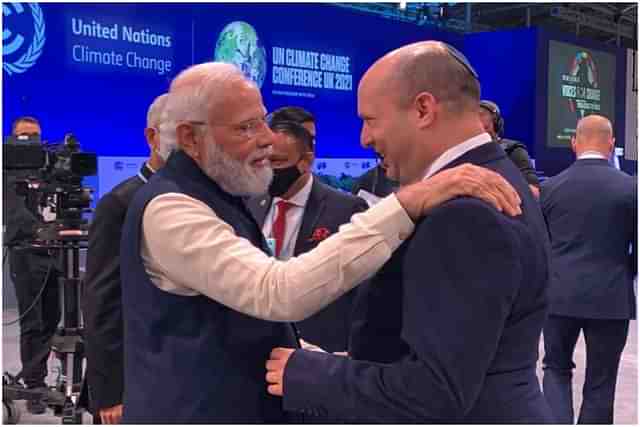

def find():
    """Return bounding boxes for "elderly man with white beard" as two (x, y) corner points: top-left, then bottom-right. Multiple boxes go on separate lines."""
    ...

(118, 61), (523, 423)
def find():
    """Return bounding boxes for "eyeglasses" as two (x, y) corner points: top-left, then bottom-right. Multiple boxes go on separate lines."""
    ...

(185, 116), (270, 139)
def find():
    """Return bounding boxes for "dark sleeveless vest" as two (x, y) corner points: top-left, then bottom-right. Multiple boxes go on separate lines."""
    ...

(120, 151), (299, 423)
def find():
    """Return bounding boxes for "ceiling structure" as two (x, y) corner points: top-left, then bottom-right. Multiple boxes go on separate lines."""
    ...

(334, 3), (638, 50)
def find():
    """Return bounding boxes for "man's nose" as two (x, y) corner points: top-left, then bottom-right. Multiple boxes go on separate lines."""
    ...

(256, 126), (274, 150)
(360, 125), (373, 149)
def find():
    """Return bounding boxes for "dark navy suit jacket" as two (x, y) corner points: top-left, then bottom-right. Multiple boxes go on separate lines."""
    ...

(541, 158), (637, 319)
(81, 164), (153, 413)
(247, 177), (368, 352)
(282, 142), (553, 423)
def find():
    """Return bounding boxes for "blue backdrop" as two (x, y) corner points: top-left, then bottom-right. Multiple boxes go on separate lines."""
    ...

(465, 27), (632, 177)
(3, 3), (634, 197)
(3, 3), (460, 160)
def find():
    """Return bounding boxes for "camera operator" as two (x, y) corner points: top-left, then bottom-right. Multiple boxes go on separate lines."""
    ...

(81, 94), (169, 424)
(478, 100), (541, 198)
(3, 116), (61, 415)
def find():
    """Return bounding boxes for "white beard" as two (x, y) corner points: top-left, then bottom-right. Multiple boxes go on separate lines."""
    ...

(202, 139), (273, 197)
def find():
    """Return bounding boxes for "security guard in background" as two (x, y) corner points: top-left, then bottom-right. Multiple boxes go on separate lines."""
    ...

(478, 100), (541, 198)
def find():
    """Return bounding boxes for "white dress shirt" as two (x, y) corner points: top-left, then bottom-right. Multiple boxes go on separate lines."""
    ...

(262, 175), (314, 260)
(140, 192), (414, 322)
(423, 132), (493, 179)
(577, 151), (608, 160)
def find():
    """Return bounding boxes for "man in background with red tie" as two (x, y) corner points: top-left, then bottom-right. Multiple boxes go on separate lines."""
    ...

(247, 109), (368, 354)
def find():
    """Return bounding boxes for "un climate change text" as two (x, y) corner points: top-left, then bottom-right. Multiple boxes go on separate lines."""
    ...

(272, 47), (353, 91)
(70, 18), (173, 76)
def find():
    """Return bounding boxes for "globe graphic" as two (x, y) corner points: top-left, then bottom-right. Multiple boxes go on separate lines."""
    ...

(214, 21), (267, 88)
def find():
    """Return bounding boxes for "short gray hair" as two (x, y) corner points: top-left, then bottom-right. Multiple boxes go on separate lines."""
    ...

(158, 62), (249, 158)
(146, 93), (169, 128)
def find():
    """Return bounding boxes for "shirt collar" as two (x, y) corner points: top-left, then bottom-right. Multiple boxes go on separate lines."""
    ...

(423, 132), (493, 180)
(577, 151), (608, 160)
(138, 162), (155, 183)
(273, 174), (313, 208)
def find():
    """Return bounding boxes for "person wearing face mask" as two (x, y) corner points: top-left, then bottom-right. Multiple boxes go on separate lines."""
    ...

(247, 117), (369, 354)
(80, 93), (170, 424)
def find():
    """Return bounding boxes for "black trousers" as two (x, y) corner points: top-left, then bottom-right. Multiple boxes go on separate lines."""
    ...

(542, 314), (629, 424)
(9, 248), (61, 389)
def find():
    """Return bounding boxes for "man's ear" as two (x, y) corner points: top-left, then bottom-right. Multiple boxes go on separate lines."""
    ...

(608, 137), (615, 156)
(570, 136), (577, 154)
(413, 91), (438, 129)
(176, 123), (201, 160)
(299, 151), (315, 173)
(144, 127), (158, 151)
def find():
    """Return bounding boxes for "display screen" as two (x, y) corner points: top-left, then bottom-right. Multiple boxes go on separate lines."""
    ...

(547, 40), (616, 147)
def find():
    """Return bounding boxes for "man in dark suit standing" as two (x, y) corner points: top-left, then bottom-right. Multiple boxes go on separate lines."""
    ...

(4, 117), (61, 415)
(247, 111), (368, 353)
(81, 93), (168, 424)
(266, 41), (552, 423)
(540, 114), (637, 424)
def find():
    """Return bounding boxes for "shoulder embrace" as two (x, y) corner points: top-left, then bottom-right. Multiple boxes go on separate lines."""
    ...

(417, 196), (518, 237)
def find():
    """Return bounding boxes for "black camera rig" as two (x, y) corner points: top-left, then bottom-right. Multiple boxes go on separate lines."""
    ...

(3, 134), (97, 424)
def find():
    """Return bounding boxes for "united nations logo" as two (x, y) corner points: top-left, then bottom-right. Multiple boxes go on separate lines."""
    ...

(214, 21), (267, 88)
(2, 2), (46, 75)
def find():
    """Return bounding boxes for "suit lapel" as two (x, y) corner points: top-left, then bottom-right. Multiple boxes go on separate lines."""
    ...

(294, 179), (327, 256)
(245, 194), (272, 227)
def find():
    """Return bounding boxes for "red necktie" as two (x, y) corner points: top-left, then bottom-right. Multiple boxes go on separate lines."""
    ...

(272, 200), (293, 258)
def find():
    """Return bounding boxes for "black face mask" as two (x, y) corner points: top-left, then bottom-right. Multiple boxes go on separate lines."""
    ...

(268, 164), (303, 197)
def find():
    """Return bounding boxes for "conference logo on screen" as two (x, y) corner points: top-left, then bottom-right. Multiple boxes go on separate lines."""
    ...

(2, 2), (46, 75)
(564, 51), (599, 117)
(214, 21), (267, 88)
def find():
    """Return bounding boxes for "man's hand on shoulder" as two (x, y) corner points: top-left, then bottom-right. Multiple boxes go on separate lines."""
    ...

(396, 163), (522, 221)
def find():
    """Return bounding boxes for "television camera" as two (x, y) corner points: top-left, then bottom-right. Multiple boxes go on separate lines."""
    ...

(3, 133), (97, 424)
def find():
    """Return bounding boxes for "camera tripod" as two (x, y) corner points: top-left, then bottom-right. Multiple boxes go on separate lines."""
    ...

(3, 231), (88, 424)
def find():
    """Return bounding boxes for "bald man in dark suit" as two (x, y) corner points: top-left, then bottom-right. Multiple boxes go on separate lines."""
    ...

(541, 115), (637, 424)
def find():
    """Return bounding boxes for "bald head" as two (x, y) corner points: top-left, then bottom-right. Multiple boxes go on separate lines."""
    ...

(573, 114), (614, 157)
(576, 115), (613, 139)
(361, 41), (480, 113)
